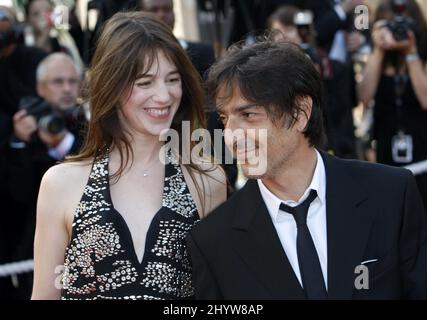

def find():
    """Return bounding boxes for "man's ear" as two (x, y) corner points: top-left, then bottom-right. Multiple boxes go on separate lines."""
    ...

(295, 96), (313, 133)
(36, 82), (45, 98)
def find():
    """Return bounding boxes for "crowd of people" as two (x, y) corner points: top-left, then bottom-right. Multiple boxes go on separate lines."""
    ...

(0, 0), (427, 300)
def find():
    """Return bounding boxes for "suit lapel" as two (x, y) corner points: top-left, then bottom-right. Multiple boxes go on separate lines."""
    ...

(320, 151), (374, 299)
(230, 152), (375, 300)
(231, 180), (305, 299)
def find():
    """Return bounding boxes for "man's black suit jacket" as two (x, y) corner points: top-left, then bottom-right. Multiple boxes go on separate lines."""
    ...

(187, 151), (427, 299)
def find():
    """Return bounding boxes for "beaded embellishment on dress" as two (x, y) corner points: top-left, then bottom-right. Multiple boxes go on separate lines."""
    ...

(61, 151), (199, 300)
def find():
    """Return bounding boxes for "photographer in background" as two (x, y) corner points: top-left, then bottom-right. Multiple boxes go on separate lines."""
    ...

(3, 52), (85, 299)
(268, 5), (302, 44)
(267, 6), (321, 70)
(0, 5), (46, 131)
(0, 6), (47, 299)
(24, 0), (84, 70)
(358, 0), (427, 207)
(12, 52), (84, 157)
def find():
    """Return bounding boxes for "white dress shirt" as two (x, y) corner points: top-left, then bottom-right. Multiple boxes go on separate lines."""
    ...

(257, 150), (328, 289)
(48, 131), (75, 160)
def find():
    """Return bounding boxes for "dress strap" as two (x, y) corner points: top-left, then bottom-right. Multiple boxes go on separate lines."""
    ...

(87, 151), (110, 186)
(162, 149), (198, 219)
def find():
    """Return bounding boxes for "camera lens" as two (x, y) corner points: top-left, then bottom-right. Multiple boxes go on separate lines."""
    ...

(387, 17), (412, 41)
(38, 114), (65, 134)
(394, 25), (408, 40)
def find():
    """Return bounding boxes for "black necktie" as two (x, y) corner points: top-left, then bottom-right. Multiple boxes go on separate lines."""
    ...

(279, 189), (327, 299)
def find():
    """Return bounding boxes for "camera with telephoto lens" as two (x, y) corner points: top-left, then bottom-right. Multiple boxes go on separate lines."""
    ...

(19, 97), (66, 135)
(385, 0), (416, 41)
(386, 16), (416, 41)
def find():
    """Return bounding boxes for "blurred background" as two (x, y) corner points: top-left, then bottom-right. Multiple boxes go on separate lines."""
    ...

(1, 0), (427, 299)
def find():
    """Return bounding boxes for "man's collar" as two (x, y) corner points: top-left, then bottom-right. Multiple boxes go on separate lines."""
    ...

(257, 149), (326, 222)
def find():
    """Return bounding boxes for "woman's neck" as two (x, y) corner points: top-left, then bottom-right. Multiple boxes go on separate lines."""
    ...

(35, 32), (51, 52)
(111, 133), (164, 168)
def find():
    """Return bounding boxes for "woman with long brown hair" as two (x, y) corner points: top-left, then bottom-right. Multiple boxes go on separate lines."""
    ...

(31, 11), (226, 300)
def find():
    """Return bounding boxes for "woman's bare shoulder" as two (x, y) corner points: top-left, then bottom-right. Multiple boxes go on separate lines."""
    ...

(43, 160), (93, 187)
(40, 160), (94, 215)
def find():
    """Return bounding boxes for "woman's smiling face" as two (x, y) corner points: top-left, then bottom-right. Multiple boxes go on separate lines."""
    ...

(119, 50), (182, 138)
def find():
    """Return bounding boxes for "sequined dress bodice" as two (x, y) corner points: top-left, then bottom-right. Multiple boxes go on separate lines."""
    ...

(61, 151), (200, 300)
